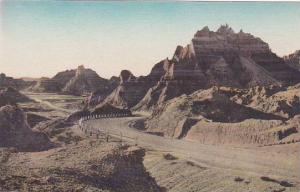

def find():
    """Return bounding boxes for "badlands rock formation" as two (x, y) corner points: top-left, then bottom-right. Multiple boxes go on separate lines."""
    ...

(86, 76), (119, 107)
(29, 66), (118, 96)
(284, 50), (300, 71)
(0, 73), (33, 90)
(229, 85), (300, 118)
(101, 70), (157, 108)
(103, 25), (300, 111)
(62, 65), (110, 95)
(0, 105), (53, 151)
(146, 86), (299, 146)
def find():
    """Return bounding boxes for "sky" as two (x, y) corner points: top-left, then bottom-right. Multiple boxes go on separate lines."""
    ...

(0, 1), (300, 78)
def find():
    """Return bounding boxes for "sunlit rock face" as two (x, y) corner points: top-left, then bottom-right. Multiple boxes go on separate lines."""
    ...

(192, 25), (270, 60)
(192, 24), (300, 86)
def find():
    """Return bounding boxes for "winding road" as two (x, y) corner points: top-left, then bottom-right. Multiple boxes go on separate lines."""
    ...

(81, 116), (300, 183)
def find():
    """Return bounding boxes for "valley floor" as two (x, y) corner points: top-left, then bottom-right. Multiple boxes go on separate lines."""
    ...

(1, 92), (299, 192)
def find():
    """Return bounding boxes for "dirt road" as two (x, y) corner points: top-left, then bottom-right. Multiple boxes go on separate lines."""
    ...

(82, 116), (300, 185)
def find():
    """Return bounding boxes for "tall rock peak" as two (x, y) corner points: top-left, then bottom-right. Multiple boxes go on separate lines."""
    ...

(120, 70), (136, 83)
(217, 24), (235, 34)
(76, 65), (86, 76)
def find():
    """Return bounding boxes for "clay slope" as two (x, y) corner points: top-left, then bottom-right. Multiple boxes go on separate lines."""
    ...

(0, 87), (32, 107)
(0, 105), (53, 151)
(145, 87), (299, 146)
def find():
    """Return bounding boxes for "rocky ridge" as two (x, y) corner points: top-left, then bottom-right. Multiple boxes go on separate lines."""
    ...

(99, 25), (300, 111)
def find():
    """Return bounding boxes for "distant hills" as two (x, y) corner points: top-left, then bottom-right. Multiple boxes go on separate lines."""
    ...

(27, 65), (119, 96)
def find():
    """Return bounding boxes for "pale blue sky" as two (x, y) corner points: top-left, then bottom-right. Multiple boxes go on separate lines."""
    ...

(1, 1), (300, 78)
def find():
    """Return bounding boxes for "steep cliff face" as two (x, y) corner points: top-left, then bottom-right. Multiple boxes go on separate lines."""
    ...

(284, 50), (300, 71)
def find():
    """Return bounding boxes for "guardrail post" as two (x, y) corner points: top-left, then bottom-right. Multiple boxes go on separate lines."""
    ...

(120, 131), (123, 145)
(106, 131), (109, 142)
(135, 136), (138, 146)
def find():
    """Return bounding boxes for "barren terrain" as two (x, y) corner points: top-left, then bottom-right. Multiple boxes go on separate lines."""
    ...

(0, 91), (299, 192)
(83, 116), (300, 192)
